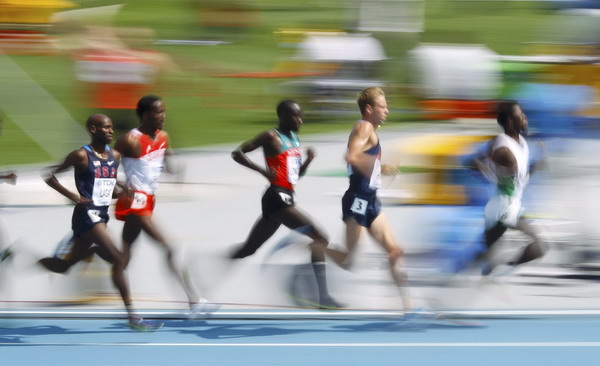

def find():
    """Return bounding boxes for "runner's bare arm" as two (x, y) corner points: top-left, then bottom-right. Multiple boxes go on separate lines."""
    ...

(231, 130), (276, 180)
(529, 140), (548, 176)
(299, 147), (315, 177)
(44, 149), (89, 204)
(162, 132), (177, 175)
(491, 146), (517, 178)
(111, 150), (124, 198)
(114, 132), (140, 159)
(346, 122), (376, 177)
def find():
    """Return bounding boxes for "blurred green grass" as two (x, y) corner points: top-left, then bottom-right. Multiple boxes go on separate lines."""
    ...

(0, 0), (557, 166)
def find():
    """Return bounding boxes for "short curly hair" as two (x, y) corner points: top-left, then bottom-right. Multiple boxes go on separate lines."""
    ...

(357, 87), (385, 115)
(136, 95), (162, 119)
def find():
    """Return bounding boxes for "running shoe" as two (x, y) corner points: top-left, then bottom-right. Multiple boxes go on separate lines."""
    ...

(317, 296), (345, 310)
(188, 298), (221, 320)
(128, 317), (163, 331)
(393, 308), (435, 329)
(403, 308), (436, 321)
(481, 261), (494, 276)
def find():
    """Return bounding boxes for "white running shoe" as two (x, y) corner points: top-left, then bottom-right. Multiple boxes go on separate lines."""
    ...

(188, 298), (221, 320)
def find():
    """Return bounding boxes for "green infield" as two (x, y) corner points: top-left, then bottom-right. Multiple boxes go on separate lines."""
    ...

(0, 0), (560, 166)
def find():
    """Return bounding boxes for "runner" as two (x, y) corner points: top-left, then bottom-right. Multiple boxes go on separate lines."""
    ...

(327, 87), (414, 312)
(470, 100), (545, 275)
(39, 114), (161, 330)
(114, 95), (217, 318)
(231, 100), (341, 309)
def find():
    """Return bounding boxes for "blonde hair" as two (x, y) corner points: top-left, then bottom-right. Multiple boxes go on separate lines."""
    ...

(357, 87), (385, 115)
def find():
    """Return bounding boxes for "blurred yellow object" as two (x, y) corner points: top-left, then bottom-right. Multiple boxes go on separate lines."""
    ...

(274, 28), (345, 45)
(388, 134), (492, 205)
(0, 0), (77, 54)
(197, 1), (260, 28)
(0, 0), (76, 24)
(543, 63), (600, 118)
(273, 29), (345, 76)
(526, 32), (600, 118)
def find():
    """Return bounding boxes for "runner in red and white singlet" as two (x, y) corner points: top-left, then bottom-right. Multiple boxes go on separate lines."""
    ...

(114, 95), (218, 319)
(115, 127), (167, 219)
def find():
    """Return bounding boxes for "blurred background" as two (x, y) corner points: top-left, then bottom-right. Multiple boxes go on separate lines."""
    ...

(0, 0), (597, 164)
(0, 0), (599, 310)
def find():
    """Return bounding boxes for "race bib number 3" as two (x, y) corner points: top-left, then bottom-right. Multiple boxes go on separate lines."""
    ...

(92, 178), (116, 206)
(350, 197), (368, 215)
(131, 192), (148, 209)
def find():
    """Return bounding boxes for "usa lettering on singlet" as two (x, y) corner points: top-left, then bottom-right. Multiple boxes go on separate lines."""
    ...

(266, 129), (302, 191)
(121, 128), (167, 195)
(77, 145), (118, 207)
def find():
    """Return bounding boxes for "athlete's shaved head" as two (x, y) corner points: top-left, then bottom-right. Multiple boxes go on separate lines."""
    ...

(86, 114), (111, 132)
(277, 100), (300, 120)
(276, 100), (303, 132)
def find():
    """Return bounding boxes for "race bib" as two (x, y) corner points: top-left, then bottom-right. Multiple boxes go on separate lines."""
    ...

(369, 159), (382, 190)
(287, 155), (301, 185)
(350, 197), (368, 215)
(131, 192), (148, 209)
(150, 164), (163, 184)
(92, 178), (116, 206)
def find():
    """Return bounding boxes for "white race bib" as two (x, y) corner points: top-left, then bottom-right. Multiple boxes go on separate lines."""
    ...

(131, 192), (148, 209)
(92, 178), (116, 206)
(287, 155), (301, 185)
(369, 159), (382, 190)
(350, 197), (368, 215)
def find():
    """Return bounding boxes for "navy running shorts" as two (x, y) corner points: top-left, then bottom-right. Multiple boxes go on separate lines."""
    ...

(72, 204), (109, 237)
(341, 189), (381, 228)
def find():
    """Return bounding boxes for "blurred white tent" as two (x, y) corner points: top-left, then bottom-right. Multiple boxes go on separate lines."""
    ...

(282, 34), (387, 116)
(296, 35), (387, 62)
(407, 44), (502, 100)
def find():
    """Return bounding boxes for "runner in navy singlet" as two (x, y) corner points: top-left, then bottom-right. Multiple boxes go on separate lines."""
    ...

(38, 114), (160, 330)
(327, 87), (415, 312)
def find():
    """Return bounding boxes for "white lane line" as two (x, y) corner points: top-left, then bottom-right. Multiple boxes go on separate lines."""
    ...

(3, 309), (600, 317)
(2, 342), (600, 347)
